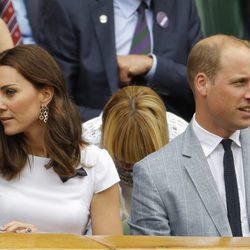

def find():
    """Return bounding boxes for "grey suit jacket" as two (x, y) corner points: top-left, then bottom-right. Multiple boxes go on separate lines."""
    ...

(129, 124), (250, 236)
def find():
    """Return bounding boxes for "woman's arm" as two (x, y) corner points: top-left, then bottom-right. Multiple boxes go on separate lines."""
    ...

(90, 183), (123, 235)
(0, 18), (14, 52)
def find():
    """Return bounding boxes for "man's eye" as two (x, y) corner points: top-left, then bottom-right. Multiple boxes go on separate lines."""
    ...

(231, 79), (247, 87)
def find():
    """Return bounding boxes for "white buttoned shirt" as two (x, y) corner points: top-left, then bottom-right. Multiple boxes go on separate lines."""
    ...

(192, 116), (250, 236)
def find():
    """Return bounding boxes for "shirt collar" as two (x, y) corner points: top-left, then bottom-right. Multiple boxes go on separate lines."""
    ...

(114, 0), (151, 18)
(192, 114), (241, 157)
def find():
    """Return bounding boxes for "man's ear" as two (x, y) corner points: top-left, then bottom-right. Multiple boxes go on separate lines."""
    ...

(194, 73), (210, 97)
(40, 87), (54, 106)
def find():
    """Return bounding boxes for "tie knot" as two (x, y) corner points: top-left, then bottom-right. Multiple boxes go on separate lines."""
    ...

(221, 138), (233, 151)
(138, 1), (148, 13)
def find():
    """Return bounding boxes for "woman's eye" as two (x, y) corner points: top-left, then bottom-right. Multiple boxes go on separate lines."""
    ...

(5, 89), (16, 96)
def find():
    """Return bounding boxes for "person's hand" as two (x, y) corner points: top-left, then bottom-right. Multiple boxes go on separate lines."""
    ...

(117, 55), (153, 86)
(0, 221), (38, 233)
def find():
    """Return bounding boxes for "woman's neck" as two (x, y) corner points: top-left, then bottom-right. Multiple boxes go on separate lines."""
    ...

(25, 126), (47, 157)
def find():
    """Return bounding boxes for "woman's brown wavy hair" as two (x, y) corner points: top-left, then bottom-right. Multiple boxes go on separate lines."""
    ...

(0, 45), (87, 180)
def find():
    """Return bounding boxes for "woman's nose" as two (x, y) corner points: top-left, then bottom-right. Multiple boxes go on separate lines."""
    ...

(0, 99), (7, 111)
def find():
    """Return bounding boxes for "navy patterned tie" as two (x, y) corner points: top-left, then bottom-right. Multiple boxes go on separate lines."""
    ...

(221, 139), (242, 236)
(130, 1), (151, 54)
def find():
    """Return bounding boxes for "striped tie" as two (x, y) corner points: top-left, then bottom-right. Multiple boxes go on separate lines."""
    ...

(0, 0), (22, 46)
(130, 1), (151, 55)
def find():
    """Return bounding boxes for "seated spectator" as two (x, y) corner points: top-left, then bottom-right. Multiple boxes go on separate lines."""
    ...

(83, 86), (187, 221)
(0, 18), (13, 52)
(0, 45), (122, 235)
(129, 34), (250, 236)
(40, 0), (202, 122)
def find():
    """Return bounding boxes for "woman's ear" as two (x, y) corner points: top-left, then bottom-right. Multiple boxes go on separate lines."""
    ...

(40, 87), (54, 106)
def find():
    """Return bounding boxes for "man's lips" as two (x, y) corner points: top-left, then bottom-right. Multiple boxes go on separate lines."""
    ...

(239, 107), (250, 112)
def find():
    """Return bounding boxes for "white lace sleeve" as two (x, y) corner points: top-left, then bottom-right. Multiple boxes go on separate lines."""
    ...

(166, 112), (188, 141)
(82, 116), (102, 146)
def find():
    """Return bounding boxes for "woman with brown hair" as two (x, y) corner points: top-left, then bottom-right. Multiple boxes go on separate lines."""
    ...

(0, 45), (122, 234)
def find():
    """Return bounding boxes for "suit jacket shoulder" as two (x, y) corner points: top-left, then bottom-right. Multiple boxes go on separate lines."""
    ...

(130, 124), (232, 236)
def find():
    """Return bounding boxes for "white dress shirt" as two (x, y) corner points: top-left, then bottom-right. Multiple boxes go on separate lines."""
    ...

(192, 116), (250, 236)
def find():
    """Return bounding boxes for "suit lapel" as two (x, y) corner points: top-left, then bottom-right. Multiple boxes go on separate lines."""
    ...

(241, 128), (250, 226)
(89, 0), (119, 94)
(182, 125), (232, 236)
(24, 0), (42, 41)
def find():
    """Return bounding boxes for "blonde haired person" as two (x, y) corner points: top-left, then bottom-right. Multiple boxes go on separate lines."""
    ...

(83, 86), (188, 225)
(0, 18), (13, 52)
(102, 85), (168, 165)
(102, 86), (169, 219)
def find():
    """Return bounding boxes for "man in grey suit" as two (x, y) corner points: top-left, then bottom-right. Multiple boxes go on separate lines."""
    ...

(129, 34), (250, 236)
